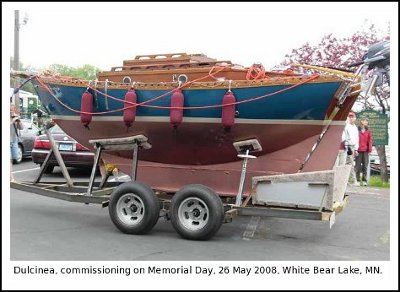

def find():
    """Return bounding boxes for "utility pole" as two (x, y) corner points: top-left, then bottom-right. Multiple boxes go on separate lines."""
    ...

(14, 10), (20, 114)
(13, 10), (28, 115)
(14, 10), (20, 71)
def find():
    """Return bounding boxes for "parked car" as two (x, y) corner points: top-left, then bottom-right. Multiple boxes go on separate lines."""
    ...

(369, 146), (390, 176)
(13, 119), (40, 164)
(31, 125), (95, 173)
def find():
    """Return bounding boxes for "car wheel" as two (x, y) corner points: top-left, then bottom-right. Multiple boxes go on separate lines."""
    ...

(13, 144), (23, 164)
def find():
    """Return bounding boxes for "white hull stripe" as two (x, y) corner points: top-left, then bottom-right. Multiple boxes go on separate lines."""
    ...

(51, 115), (346, 126)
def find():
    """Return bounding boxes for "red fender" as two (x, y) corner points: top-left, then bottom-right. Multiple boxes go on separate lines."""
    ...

(170, 89), (184, 127)
(80, 91), (93, 127)
(221, 91), (236, 128)
(123, 89), (137, 127)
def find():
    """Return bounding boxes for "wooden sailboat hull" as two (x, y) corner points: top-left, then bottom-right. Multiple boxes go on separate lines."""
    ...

(31, 70), (358, 195)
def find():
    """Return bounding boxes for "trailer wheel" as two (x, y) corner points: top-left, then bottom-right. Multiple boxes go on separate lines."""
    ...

(108, 182), (160, 234)
(171, 184), (224, 240)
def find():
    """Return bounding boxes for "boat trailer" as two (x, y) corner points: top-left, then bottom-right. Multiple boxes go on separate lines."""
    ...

(11, 134), (350, 240)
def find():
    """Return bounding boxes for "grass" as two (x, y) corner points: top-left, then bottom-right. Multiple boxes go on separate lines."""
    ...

(367, 175), (390, 188)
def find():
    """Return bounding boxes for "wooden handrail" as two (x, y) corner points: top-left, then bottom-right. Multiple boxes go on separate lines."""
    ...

(134, 53), (188, 59)
(112, 60), (233, 71)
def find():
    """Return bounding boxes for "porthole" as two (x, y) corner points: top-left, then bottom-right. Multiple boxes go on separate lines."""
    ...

(123, 76), (132, 84)
(178, 74), (188, 84)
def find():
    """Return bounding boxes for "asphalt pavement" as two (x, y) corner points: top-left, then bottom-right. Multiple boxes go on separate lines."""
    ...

(8, 160), (391, 261)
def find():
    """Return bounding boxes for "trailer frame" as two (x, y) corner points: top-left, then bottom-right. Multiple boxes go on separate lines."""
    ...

(10, 134), (350, 240)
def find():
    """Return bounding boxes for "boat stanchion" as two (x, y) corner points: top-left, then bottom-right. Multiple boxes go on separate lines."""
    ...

(87, 135), (152, 196)
(131, 142), (139, 181)
(232, 139), (262, 206)
(235, 149), (256, 206)
(87, 144), (103, 196)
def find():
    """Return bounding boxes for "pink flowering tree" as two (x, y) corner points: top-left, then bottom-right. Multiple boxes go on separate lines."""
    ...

(280, 23), (389, 68)
(280, 23), (390, 182)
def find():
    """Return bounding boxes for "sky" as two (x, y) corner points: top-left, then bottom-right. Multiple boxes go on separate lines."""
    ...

(2, 2), (399, 291)
(2, 2), (395, 71)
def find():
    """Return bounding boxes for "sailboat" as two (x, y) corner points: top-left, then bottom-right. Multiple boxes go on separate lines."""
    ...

(22, 53), (360, 196)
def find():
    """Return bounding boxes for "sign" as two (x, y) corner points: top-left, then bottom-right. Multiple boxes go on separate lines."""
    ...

(357, 110), (389, 146)
(59, 143), (73, 151)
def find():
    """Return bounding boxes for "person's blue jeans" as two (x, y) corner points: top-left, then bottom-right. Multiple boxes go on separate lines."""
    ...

(10, 142), (19, 160)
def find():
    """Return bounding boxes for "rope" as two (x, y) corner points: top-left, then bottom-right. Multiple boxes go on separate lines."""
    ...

(35, 78), (123, 115)
(246, 63), (266, 80)
(10, 75), (37, 102)
(36, 65), (228, 113)
(297, 67), (363, 172)
(35, 73), (320, 114)
(132, 74), (320, 110)
(86, 65), (227, 108)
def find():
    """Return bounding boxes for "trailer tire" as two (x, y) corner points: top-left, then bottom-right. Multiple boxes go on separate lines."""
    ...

(108, 182), (160, 235)
(171, 184), (224, 240)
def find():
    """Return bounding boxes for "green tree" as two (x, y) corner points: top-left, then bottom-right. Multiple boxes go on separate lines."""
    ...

(27, 97), (38, 113)
(48, 64), (102, 80)
(10, 59), (103, 93)
(10, 57), (36, 94)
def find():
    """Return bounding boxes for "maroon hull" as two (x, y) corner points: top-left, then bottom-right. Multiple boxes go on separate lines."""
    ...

(103, 126), (343, 196)
(54, 119), (332, 164)
(53, 118), (343, 195)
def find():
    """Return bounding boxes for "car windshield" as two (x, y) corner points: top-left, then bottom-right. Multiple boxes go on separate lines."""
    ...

(21, 120), (38, 130)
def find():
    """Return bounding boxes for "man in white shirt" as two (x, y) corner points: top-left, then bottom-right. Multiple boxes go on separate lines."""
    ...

(338, 111), (359, 185)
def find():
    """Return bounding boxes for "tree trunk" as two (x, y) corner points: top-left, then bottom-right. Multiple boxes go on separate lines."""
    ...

(376, 145), (389, 182)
